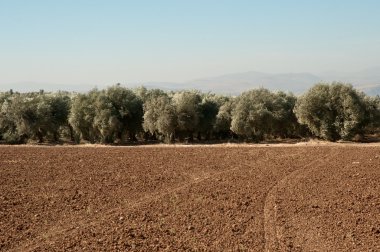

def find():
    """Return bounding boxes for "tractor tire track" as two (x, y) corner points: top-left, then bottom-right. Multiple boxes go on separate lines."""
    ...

(263, 148), (340, 251)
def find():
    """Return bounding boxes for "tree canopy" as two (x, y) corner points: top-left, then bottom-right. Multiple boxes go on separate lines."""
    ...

(0, 82), (379, 144)
(294, 83), (368, 141)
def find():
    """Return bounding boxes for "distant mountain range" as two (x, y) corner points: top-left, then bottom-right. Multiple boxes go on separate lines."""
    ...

(142, 68), (380, 96)
(1, 67), (380, 96)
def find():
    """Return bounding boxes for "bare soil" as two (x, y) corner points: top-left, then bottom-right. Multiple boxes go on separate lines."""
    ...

(0, 145), (379, 251)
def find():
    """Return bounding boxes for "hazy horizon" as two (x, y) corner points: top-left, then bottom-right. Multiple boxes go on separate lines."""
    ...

(1, 1), (380, 87)
(2, 67), (380, 97)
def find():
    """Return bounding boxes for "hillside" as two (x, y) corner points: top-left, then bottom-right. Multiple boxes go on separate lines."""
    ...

(1, 68), (380, 95)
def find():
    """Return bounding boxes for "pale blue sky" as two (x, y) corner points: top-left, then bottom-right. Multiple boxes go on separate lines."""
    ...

(1, 0), (380, 86)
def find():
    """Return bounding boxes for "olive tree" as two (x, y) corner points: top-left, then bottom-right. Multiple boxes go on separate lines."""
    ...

(69, 90), (99, 143)
(172, 91), (201, 141)
(93, 85), (143, 143)
(231, 89), (277, 140)
(270, 92), (304, 138)
(143, 91), (177, 142)
(0, 92), (71, 143)
(361, 95), (380, 134)
(44, 92), (72, 141)
(197, 94), (220, 140)
(214, 98), (235, 139)
(0, 92), (20, 143)
(294, 82), (367, 141)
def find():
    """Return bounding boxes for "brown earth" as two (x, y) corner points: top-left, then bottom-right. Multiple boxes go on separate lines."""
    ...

(0, 145), (379, 251)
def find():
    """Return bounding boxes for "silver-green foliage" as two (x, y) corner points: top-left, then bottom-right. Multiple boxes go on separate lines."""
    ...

(0, 92), (71, 143)
(294, 82), (367, 141)
(143, 90), (177, 140)
(69, 85), (143, 143)
(197, 94), (220, 137)
(214, 98), (234, 135)
(231, 88), (297, 139)
(172, 91), (202, 134)
(69, 90), (98, 142)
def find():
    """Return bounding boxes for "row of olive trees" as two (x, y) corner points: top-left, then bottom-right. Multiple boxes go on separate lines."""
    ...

(0, 82), (379, 144)
(0, 90), (72, 143)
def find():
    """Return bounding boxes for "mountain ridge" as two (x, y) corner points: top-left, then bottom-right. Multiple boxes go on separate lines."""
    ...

(1, 68), (380, 95)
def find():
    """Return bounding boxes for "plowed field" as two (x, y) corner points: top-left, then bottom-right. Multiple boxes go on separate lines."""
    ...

(1, 145), (379, 251)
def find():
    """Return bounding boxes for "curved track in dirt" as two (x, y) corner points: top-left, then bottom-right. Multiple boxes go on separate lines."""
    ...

(263, 149), (340, 251)
(0, 146), (379, 251)
(264, 147), (380, 251)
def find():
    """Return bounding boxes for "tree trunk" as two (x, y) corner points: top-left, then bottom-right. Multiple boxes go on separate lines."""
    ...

(197, 132), (201, 141)
(187, 131), (194, 143)
(68, 124), (75, 142)
(53, 132), (59, 142)
(169, 132), (175, 143)
(129, 132), (137, 142)
(37, 129), (43, 143)
(205, 131), (210, 141)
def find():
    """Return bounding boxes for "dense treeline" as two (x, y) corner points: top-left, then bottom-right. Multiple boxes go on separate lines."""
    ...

(0, 82), (379, 144)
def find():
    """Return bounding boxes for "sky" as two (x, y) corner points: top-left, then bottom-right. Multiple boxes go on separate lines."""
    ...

(1, 0), (380, 87)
